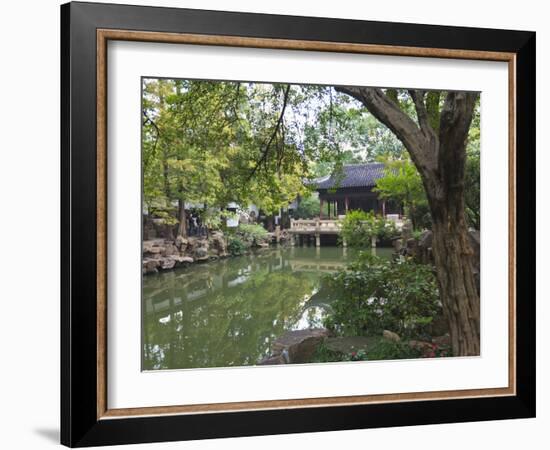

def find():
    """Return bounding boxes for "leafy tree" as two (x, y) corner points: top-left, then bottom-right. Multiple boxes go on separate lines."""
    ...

(373, 157), (428, 229)
(292, 194), (321, 219)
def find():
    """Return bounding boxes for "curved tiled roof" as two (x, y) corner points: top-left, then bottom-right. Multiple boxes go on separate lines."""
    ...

(315, 163), (386, 189)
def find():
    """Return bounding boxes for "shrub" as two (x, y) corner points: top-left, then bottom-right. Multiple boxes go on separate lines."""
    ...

(339, 210), (398, 247)
(363, 339), (421, 360)
(236, 224), (270, 247)
(323, 253), (441, 338)
(227, 236), (247, 256)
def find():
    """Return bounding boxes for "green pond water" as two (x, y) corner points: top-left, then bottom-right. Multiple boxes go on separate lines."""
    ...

(142, 245), (393, 370)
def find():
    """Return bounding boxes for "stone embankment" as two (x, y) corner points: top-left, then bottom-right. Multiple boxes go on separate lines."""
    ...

(142, 231), (228, 275)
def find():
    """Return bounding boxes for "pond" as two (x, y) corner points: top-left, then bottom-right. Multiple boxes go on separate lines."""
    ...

(142, 245), (393, 370)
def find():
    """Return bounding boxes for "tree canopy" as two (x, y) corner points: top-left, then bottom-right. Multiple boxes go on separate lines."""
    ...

(142, 79), (418, 227)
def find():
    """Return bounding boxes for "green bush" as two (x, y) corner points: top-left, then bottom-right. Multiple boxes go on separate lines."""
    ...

(309, 338), (423, 363)
(339, 210), (398, 247)
(323, 253), (441, 338)
(363, 339), (421, 360)
(236, 224), (270, 246)
(227, 236), (247, 256)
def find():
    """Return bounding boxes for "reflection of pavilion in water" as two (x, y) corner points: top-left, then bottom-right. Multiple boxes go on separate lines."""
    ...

(143, 248), (349, 316)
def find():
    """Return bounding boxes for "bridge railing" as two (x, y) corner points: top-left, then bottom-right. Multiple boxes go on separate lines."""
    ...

(289, 218), (342, 233)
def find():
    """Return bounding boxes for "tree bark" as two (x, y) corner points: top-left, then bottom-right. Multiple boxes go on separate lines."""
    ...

(177, 198), (187, 237)
(335, 86), (479, 356)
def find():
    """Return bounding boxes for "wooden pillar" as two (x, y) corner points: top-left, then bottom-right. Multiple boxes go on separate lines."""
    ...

(382, 200), (386, 217)
(320, 198), (324, 219)
(345, 196), (349, 213)
(327, 201), (331, 218)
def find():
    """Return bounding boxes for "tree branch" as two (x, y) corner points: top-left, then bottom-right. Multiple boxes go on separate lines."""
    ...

(409, 90), (433, 137)
(249, 84), (291, 180)
(335, 85), (436, 175)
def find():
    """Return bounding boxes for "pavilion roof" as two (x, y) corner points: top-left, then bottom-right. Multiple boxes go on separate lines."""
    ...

(314, 163), (386, 190)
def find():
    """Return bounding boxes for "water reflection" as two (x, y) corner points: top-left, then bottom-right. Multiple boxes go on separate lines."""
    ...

(142, 246), (392, 370)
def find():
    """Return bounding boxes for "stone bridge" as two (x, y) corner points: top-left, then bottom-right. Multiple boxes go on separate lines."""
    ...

(288, 219), (345, 247)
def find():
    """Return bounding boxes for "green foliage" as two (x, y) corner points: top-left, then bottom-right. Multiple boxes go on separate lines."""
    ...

(324, 253), (441, 338)
(227, 236), (247, 256)
(236, 224), (270, 247)
(374, 158), (429, 228)
(339, 210), (398, 247)
(310, 338), (424, 363)
(364, 339), (421, 360)
(292, 194), (320, 219)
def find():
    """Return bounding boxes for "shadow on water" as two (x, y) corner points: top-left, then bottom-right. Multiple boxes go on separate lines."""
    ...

(142, 245), (393, 370)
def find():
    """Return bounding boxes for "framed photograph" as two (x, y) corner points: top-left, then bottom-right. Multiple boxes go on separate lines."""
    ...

(61, 1), (535, 447)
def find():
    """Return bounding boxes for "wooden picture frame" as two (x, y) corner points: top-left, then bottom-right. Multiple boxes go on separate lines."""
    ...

(61, 1), (535, 447)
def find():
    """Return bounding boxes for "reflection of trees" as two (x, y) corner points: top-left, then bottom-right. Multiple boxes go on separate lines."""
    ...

(143, 248), (336, 370)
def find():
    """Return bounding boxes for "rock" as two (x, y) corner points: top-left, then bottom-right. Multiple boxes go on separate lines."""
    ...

(432, 334), (451, 347)
(418, 230), (433, 248)
(194, 247), (208, 259)
(168, 255), (194, 266)
(383, 330), (401, 342)
(143, 258), (161, 274)
(416, 230), (433, 264)
(162, 243), (178, 257)
(209, 232), (227, 256)
(146, 246), (162, 254)
(324, 336), (375, 355)
(401, 219), (413, 242)
(175, 235), (188, 250)
(271, 328), (330, 364)
(393, 238), (403, 253)
(160, 258), (176, 270)
(258, 354), (287, 365)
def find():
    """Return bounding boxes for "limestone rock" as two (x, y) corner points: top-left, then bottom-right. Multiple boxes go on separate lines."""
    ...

(160, 258), (176, 270)
(175, 235), (188, 250)
(258, 354), (287, 365)
(209, 231), (227, 256)
(383, 330), (401, 342)
(271, 328), (330, 364)
(194, 247), (208, 259)
(418, 230), (433, 249)
(142, 258), (161, 274)
(168, 255), (194, 266)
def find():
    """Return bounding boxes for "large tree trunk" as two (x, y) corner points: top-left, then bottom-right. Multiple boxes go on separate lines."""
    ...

(430, 201), (480, 355)
(335, 86), (480, 356)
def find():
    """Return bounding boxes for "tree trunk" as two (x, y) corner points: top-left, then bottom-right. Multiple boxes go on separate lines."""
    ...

(431, 207), (480, 355)
(177, 198), (187, 237)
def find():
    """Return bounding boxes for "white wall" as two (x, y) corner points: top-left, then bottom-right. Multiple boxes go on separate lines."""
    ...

(0, 0), (545, 448)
